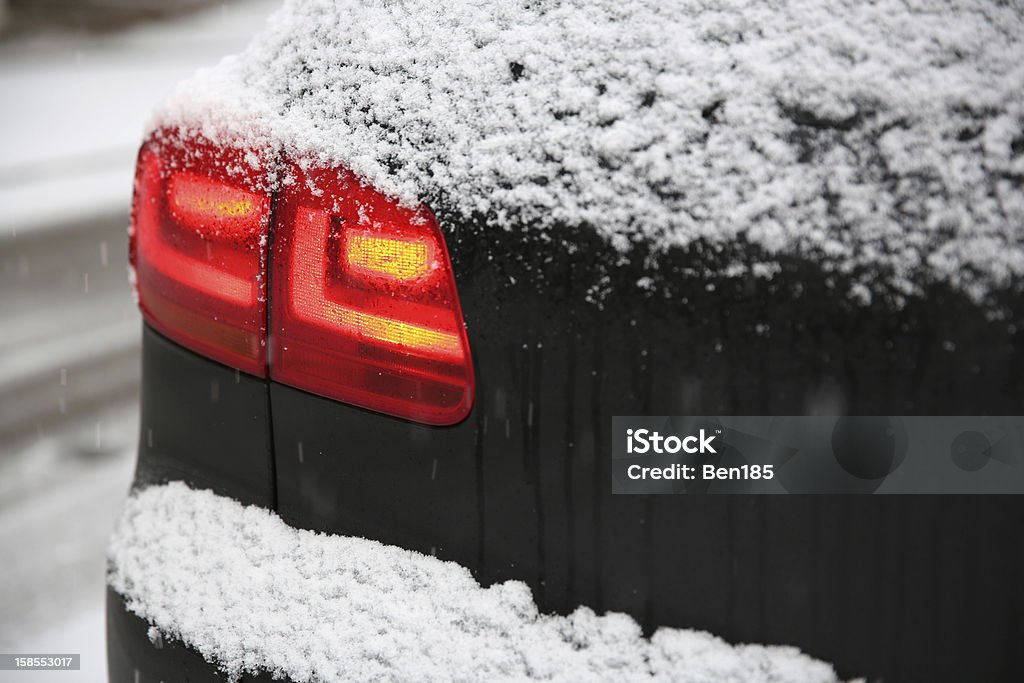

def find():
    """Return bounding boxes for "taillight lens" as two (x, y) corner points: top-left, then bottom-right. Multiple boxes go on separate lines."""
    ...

(130, 132), (272, 376)
(269, 162), (475, 425)
(130, 133), (474, 424)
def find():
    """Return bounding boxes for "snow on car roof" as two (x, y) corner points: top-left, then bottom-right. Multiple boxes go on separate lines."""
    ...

(108, 482), (844, 682)
(152, 0), (1024, 305)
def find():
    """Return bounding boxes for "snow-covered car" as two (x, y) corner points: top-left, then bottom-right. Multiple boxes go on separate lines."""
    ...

(107, 1), (1024, 681)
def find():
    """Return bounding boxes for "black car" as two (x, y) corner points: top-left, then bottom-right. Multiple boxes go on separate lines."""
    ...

(107, 1), (1024, 681)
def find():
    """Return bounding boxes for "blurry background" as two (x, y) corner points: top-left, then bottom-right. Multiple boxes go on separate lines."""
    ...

(0, 1), (277, 680)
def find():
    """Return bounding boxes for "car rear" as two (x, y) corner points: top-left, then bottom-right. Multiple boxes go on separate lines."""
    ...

(107, 1), (1024, 681)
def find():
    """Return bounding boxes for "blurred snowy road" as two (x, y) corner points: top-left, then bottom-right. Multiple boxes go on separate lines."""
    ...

(0, 403), (136, 682)
(0, 212), (140, 442)
(0, 0), (280, 440)
(0, 2), (279, 680)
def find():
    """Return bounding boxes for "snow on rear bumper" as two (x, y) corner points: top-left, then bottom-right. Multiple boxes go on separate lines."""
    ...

(107, 482), (843, 683)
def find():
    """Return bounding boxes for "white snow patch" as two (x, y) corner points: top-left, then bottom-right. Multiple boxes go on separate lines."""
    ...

(150, 0), (1024, 303)
(108, 483), (845, 683)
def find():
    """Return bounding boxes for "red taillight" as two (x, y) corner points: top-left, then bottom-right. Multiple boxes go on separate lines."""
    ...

(130, 133), (474, 424)
(269, 162), (475, 425)
(130, 132), (272, 376)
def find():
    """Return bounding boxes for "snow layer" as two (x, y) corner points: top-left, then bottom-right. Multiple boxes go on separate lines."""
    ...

(151, 0), (1024, 303)
(109, 483), (843, 682)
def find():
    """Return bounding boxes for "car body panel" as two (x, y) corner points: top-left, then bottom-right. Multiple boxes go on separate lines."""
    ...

(268, 217), (1024, 682)
(121, 202), (1024, 681)
(133, 325), (275, 508)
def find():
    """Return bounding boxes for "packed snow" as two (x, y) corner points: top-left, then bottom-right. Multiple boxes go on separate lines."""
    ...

(152, 0), (1024, 304)
(108, 482), (845, 683)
